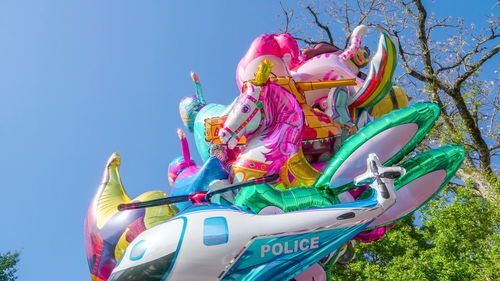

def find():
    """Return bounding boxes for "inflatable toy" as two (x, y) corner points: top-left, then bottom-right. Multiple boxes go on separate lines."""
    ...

(369, 85), (409, 119)
(84, 27), (465, 281)
(84, 153), (177, 281)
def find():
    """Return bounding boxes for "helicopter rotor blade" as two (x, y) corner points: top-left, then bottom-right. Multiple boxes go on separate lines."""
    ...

(118, 195), (190, 211)
(117, 174), (280, 211)
(206, 173), (279, 200)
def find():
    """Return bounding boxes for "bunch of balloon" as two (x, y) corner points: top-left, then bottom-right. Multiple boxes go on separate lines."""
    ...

(84, 26), (464, 281)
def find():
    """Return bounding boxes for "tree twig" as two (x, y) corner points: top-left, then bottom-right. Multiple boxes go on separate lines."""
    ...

(306, 6), (334, 45)
(454, 45), (500, 88)
(280, 1), (292, 33)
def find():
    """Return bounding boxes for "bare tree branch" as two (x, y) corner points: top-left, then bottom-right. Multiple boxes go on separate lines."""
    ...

(280, 1), (291, 33)
(394, 31), (429, 82)
(306, 6), (334, 45)
(454, 45), (500, 88)
(449, 88), (493, 172)
(412, 0), (437, 78)
(490, 144), (500, 152)
(293, 36), (326, 46)
(436, 25), (499, 75)
(356, 0), (378, 28)
(344, 0), (351, 34)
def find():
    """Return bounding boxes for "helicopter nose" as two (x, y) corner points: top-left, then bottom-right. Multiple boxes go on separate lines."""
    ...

(109, 218), (185, 281)
(108, 252), (175, 281)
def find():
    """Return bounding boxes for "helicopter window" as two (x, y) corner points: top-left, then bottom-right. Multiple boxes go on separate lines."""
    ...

(203, 217), (228, 246)
(130, 240), (147, 261)
(107, 252), (175, 281)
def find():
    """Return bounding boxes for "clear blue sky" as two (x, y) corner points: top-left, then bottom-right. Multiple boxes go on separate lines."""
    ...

(0, 1), (496, 280)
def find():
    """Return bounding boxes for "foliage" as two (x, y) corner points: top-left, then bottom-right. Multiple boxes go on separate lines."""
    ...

(0, 252), (19, 281)
(329, 188), (499, 281)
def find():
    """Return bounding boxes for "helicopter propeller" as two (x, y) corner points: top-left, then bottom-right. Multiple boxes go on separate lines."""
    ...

(118, 173), (280, 211)
(353, 153), (406, 199)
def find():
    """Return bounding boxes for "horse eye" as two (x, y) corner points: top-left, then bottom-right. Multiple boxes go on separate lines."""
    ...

(241, 105), (250, 113)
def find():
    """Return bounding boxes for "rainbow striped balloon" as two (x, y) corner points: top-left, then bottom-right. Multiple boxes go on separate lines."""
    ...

(349, 28), (397, 122)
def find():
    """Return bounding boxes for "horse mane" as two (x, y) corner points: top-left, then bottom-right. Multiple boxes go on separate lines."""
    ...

(259, 82), (303, 170)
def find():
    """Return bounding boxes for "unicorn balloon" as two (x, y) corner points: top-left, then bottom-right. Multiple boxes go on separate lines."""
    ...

(219, 61), (305, 185)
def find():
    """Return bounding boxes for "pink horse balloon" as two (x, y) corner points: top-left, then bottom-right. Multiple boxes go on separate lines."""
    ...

(218, 80), (303, 183)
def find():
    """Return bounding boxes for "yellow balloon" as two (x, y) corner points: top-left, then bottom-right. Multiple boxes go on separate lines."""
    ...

(370, 86), (409, 119)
